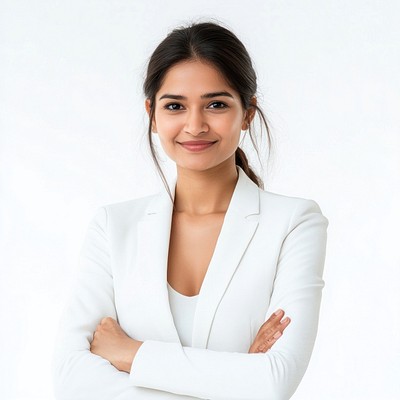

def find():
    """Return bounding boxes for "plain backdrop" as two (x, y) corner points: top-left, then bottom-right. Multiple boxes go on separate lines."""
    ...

(1, 1), (399, 399)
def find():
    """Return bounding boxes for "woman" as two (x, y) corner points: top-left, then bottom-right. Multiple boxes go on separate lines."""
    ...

(53, 22), (328, 400)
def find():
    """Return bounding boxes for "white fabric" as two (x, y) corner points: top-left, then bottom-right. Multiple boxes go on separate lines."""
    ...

(167, 282), (198, 347)
(53, 166), (328, 400)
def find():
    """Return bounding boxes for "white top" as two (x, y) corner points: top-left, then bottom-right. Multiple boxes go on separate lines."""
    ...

(167, 282), (199, 347)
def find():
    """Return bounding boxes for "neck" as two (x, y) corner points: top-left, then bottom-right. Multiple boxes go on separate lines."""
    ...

(173, 161), (239, 215)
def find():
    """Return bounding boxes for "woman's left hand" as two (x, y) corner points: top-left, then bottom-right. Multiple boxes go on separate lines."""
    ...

(90, 317), (143, 373)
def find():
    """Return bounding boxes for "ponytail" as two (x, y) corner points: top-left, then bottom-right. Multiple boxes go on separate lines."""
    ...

(235, 147), (263, 189)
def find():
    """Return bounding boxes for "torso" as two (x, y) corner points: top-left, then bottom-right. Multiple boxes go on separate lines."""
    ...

(167, 211), (225, 297)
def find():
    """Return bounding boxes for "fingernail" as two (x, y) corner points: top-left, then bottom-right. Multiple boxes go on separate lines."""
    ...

(273, 331), (282, 339)
(282, 317), (290, 324)
(274, 309), (283, 315)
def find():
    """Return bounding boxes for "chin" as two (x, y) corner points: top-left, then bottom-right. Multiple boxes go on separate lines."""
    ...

(178, 161), (234, 174)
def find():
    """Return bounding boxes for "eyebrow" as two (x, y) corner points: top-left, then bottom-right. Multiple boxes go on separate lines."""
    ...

(158, 91), (234, 101)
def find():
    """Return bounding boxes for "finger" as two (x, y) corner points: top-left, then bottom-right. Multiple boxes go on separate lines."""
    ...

(261, 316), (287, 341)
(264, 315), (291, 336)
(264, 330), (282, 347)
(261, 309), (284, 326)
(260, 309), (285, 330)
(259, 320), (290, 351)
(280, 316), (291, 329)
(268, 309), (284, 322)
(266, 316), (290, 339)
(249, 312), (290, 353)
(257, 330), (283, 353)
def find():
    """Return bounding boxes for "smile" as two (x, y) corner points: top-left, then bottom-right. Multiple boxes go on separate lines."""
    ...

(178, 140), (217, 152)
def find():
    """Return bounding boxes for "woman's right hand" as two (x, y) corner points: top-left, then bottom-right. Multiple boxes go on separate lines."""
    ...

(248, 309), (291, 353)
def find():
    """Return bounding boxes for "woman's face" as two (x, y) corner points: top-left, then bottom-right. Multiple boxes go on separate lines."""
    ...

(147, 60), (248, 173)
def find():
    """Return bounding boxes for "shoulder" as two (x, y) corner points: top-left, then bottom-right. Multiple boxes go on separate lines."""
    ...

(259, 189), (323, 213)
(237, 167), (326, 221)
(258, 188), (329, 228)
(89, 192), (163, 229)
(104, 192), (160, 216)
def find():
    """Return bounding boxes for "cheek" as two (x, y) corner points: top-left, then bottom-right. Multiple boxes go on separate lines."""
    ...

(216, 116), (242, 141)
(153, 116), (180, 159)
(156, 116), (183, 139)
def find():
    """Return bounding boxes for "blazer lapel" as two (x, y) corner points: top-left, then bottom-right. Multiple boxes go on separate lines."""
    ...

(134, 186), (180, 343)
(191, 167), (260, 348)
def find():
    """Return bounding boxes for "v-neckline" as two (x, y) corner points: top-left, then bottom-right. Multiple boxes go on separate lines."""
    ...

(167, 281), (200, 298)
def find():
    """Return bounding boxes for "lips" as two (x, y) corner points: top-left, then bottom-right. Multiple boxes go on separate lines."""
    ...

(178, 140), (217, 152)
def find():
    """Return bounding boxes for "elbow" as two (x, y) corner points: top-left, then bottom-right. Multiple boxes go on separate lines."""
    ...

(52, 350), (88, 400)
(258, 352), (308, 400)
(52, 352), (74, 400)
(52, 358), (66, 400)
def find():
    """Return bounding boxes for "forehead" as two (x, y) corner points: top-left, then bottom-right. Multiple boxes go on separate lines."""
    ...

(158, 60), (237, 96)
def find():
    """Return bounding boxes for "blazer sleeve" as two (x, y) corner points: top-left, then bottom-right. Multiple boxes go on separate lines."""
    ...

(129, 199), (329, 400)
(52, 207), (198, 400)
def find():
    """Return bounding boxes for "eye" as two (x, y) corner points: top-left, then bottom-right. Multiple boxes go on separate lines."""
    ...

(164, 103), (184, 111)
(208, 101), (228, 109)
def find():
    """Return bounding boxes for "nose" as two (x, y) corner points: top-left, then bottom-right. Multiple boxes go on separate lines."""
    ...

(183, 109), (209, 136)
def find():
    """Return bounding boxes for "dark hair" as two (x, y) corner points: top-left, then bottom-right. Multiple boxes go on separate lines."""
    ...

(143, 21), (272, 198)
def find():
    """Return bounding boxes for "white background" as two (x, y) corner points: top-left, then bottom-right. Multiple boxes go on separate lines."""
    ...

(1, 1), (399, 399)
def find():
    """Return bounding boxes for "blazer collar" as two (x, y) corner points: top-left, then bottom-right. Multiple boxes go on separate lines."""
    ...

(135, 166), (260, 348)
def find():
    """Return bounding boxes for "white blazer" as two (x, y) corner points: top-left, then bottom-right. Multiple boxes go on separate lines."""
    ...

(53, 167), (328, 400)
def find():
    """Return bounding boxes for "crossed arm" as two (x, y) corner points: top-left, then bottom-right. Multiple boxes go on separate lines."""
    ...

(90, 308), (291, 373)
(53, 200), (328, 400)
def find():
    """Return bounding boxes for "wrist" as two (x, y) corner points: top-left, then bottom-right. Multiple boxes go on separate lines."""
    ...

(120, 339), (143, 373)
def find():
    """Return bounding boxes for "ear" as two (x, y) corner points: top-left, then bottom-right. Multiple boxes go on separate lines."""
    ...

(241, 96), (257, 130)
(145, 98), (157, 133)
